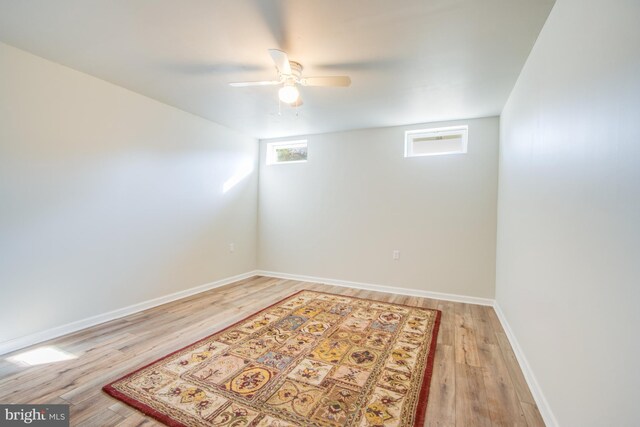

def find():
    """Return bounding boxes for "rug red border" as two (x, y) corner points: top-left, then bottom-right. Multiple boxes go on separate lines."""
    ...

(103, 289), (442, 426)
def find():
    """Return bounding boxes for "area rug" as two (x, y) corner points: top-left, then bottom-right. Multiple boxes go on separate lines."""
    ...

(103, 290), (441, 426)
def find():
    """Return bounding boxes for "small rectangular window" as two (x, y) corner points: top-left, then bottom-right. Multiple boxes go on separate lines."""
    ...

(405, 126), (468, 157)
(266, 140), (308, 165)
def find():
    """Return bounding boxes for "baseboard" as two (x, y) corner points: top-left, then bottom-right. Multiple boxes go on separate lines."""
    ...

(256, 270), (495, 306)
(261, 270), (557, 425)
(1, 267), (555, 427)
(0, 270), (259, 356)
(493, 302), (558, 427)
(1, 269), (491, 356)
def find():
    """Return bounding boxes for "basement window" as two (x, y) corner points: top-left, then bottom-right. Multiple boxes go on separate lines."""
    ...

(266, 140), (308, 165)
(404, 125), (468, 157)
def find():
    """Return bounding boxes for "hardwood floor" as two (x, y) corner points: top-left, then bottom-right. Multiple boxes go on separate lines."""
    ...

(0, 276), (545, 426)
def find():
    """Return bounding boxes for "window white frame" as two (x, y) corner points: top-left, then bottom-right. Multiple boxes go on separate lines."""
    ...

(266, 140), (308, 165)
(404, 125), (468, 157)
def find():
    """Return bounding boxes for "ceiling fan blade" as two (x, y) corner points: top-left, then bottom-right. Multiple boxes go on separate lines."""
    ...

(268, 49), (292, 75)
(229, 80), (280, 87)
(300, 76), (351, 87)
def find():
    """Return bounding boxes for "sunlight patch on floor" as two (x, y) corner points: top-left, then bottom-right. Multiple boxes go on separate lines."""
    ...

(6, 346), (77, 366)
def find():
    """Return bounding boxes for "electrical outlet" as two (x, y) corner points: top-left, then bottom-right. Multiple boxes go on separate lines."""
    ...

(393, 250), (400, 260)
(229, 243), (235, 253)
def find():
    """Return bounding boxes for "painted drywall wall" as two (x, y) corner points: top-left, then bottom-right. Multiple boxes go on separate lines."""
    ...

(259, 117), (499, 298)
(0, 42), (258, 344)
(496, 0), (640, 425)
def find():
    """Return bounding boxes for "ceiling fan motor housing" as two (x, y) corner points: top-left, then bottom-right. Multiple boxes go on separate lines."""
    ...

(287, 61), (303, 81)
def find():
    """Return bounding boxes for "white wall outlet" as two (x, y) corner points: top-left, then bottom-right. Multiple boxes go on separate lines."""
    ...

(393, 250), (400, 260)
(229, 243), (235, 253)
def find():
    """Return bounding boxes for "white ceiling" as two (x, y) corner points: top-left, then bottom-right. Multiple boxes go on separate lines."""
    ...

(0, 0), (554, 139)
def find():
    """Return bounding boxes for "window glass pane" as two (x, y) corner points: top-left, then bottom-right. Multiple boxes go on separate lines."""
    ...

(275, 145), (307, 162)
(267, 140), (308, 165)
(412, 134), (463, 155)
(405, 126), (468, 157)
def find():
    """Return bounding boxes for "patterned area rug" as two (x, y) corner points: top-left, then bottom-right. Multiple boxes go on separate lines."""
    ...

(104, 290), (441, 426)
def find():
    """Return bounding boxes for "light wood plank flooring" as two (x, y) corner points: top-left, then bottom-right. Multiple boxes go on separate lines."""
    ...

(0, 276), (545, 426)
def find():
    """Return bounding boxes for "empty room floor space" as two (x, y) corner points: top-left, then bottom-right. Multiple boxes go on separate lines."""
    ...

(0, 276), (544, 427)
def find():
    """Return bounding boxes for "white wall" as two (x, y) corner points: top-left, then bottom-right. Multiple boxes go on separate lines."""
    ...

(259, 117), (498, 298)
(0, 42), (258, 345)
(496, 0), (640, 425)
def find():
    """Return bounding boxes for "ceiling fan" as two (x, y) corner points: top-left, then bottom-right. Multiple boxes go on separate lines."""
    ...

(229, 49), (351, 107)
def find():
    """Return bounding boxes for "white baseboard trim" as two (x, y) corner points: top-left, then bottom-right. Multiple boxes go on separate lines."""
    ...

(256, 270), (495, 306)
(1, 267), (556, 427)
(261, 270), (557, 426)
(0, 270), (259, 356)
(493, 302), (558, 427)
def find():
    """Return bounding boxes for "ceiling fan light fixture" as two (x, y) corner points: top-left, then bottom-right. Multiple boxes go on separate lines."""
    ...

(278, 84), (299, 104)
(229, 49), (350, 107)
